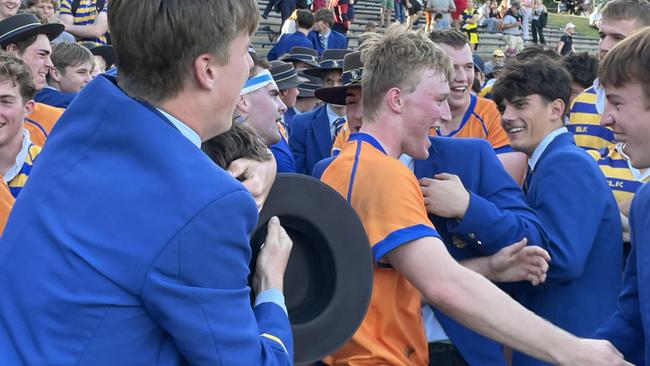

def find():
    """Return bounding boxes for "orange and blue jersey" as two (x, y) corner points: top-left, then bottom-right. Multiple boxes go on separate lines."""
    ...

(321, 132), (441, 365)
(587, 143), (650, 208)
(59, 0), (109, 45)
(7, 144), (42, 198)
(431, 95), (512, 154)
(0, 180), (14, 235)
(567, 86), (614, 151)
(24, 102), (64, 147)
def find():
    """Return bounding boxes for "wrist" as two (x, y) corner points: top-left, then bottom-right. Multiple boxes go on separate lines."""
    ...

(456, 190), (471, 219)
(257, 274), (284, 294)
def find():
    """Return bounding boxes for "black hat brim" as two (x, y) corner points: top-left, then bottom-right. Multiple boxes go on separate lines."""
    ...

(301, 67), (343, 78)
(280, 56), (320, 68)
(249, 173), (373, 365)
(315, 84), (360, 105)
(0, 23), (64, 47)
(90, 45), (116, 68)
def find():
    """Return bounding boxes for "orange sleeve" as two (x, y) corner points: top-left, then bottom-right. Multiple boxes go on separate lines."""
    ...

(0, 180), (15, 235)
(481, 99), (511, 151)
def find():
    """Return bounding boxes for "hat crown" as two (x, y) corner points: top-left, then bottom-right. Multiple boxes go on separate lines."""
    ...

(0, 13), (64, 47)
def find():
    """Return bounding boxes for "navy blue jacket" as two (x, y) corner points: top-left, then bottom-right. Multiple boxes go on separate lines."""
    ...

(267, 31), (314, 61)
(270, 136), (297, 173)
(594, 181), (650, 366)
(34, 87), (77, 109)
(0, 75), (293, 365)
(307, 29), (348, 55)
(289, 104), (334, 175)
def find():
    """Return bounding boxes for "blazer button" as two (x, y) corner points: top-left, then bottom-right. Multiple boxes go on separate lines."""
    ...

(469, 233), (476, 239)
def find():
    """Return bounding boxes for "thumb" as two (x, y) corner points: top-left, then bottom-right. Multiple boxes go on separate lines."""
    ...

(226, 159), (246, 178)
(503, 238), (528, 256)
(433, 173), (455, 181)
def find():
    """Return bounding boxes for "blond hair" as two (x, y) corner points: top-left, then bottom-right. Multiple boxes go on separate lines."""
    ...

(360, 24), (453, 120)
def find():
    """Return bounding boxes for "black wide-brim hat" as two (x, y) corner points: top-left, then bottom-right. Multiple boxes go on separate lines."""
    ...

(270, 60), (309, 90)
(297, 71), (322, 98)
(302, 49), (353, 78)
(0, 14), (64, 48)
(280, 46), (320, 68)
(315, 51), (363, 105)
(249, 174), (373, 365)
(90, 45), (116, 68)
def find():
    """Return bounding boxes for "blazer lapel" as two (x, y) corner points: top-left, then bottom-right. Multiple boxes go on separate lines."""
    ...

(310, 105), (333, 158)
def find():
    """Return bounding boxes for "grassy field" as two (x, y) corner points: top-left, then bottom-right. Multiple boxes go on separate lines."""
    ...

(545, 11), (600, 39)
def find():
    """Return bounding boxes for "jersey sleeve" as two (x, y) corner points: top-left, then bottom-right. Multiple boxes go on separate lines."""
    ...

(59, 0), (73, 15)
(482, 99), (512, 153)
(356, 161), (441, 263)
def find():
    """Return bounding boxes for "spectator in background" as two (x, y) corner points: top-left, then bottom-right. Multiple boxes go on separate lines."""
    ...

(26, 0), (76, 44)
(405, 0), (424, 26)
(59, 0), (109, 45)
(268, 9), (315, 61)
(434, 12), (452, 29)
(394, 0), (405, 23)
(0, 0), (19, 21)
(484, 48), (505, 76)
(461, 0), (480, 49)
(521, 0), (533, 41)
(426, 0), (456, 32)
(379, 0), (393, 27)
(331, 0), (352, 34)
(502, 1), (525, 55)
(308, 8), (348, 55)
(479, 0), (501, 32)
(556, 22), (576, 55)
(36, 42), (93, 108)
(562, 52), (598, 106)
(261, 0), (296, 24)
(530, 0), (547, 45)
(293, 72), (322, 116)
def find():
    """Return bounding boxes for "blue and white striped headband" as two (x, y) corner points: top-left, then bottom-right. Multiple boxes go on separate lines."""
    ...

(240, 69), (277, 96)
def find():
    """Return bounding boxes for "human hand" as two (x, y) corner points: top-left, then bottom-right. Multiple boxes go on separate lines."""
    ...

(487, 239), (551, 285)
(556, 339), (633, 366)
(419, 173), (470, 219)
(227, 155), (276, 212)
(253, 217), (293, 295)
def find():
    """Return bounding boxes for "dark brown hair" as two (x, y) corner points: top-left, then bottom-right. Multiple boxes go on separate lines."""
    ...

(429, 29), (469, 49)
(202, 123), (272, 170)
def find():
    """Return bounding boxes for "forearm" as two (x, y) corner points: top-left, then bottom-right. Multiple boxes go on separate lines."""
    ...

(64, 23), (107, 38)
(428, 264), (577, 364)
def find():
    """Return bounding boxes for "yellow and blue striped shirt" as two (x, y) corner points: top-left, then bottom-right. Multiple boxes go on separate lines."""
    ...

(7, 144), (41, 198)
(588, 143), (650, 208)
(60, 0), (109, 45)
(567, 85), (614, 151)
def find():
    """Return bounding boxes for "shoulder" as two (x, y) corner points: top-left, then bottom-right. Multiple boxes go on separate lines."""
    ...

(292, 105), (324, 124)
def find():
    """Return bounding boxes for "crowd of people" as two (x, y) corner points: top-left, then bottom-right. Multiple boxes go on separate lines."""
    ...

(0, 0), (648, 365)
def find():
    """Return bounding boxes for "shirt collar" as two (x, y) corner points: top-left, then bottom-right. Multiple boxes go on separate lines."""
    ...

(156, 108), (201, 148)
(593, 78), (606, 114)
(615, 143), (650, 182)
(3, 129), (32, 183)
(326, 103), (345, 126)
(528, 127), (568, 171)
(321, 30), (331, 39)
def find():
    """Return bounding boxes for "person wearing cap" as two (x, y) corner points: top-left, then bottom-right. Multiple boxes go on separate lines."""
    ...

(567, 0), (650, 152)
(289, 48), (351, 175)
(269, 60), (308, 173)
(318, 25), (629, 366)
(0, 13), (65, 147)
(502, 0), (524, 55)
(0, 1), (295, 364)
(279, 45), (320, 70)
(429, 30), (527, 185)
(79, 43), (114, 76)
(59, 0), (109, 45)
(267, 9), (315, 61)
(0, 0), (19, 21)
(483, 48), (505, 76)
(35, 42), (93, 108)
(556, 22), (576, 56)
(308, 8), (348, 56)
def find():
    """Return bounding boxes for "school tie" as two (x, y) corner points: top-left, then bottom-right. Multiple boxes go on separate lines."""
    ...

(333, 118), (345, 140)
(320, 34), (327, 50)
(523, 165), (533, 194)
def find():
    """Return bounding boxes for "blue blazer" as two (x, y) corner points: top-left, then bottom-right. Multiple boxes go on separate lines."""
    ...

(283, 108), (296, 137)
(312, 137), (547, 366)
(594, 182), (649, 366)
(511, 132), (622, 366)
(308, 29), (348, 55)
(415, 137), (547, 366)
(267, 31), (314, 61)
(289, 103), (333, 175)
(270, 136), (297, 173)
(34, 87), (76, 108)
(0, 75), (293, 365)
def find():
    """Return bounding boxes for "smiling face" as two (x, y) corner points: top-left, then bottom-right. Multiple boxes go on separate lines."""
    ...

(499, 94), (564, 156)
(400, 69), (451, 160)
(14, 34), (53, 91)
(0, 79), (31, 150)
(601, 82), (650, 169)
(437, 43), (474, 115)
(0, 0), (19, 20)
(54, 60), (94, 93)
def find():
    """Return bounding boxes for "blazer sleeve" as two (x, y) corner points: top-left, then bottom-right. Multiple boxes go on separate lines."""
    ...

(141, 189), (292, 365)
(446, 140), (547, 254)
(593, 240), (644, 365)
(288, 115), (308, 174)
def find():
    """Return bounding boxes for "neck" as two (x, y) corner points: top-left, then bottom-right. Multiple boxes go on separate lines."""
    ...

(299, 27), (309, 36)
(47, 82), (61, 92)
(359, 115), (402, 159)
(0, 130), (24, 177)
(157, 96), (206, 141)
(329, 104), (346, 117)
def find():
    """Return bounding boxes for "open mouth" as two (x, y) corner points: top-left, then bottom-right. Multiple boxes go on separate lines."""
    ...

(450, 86), (467, 97)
